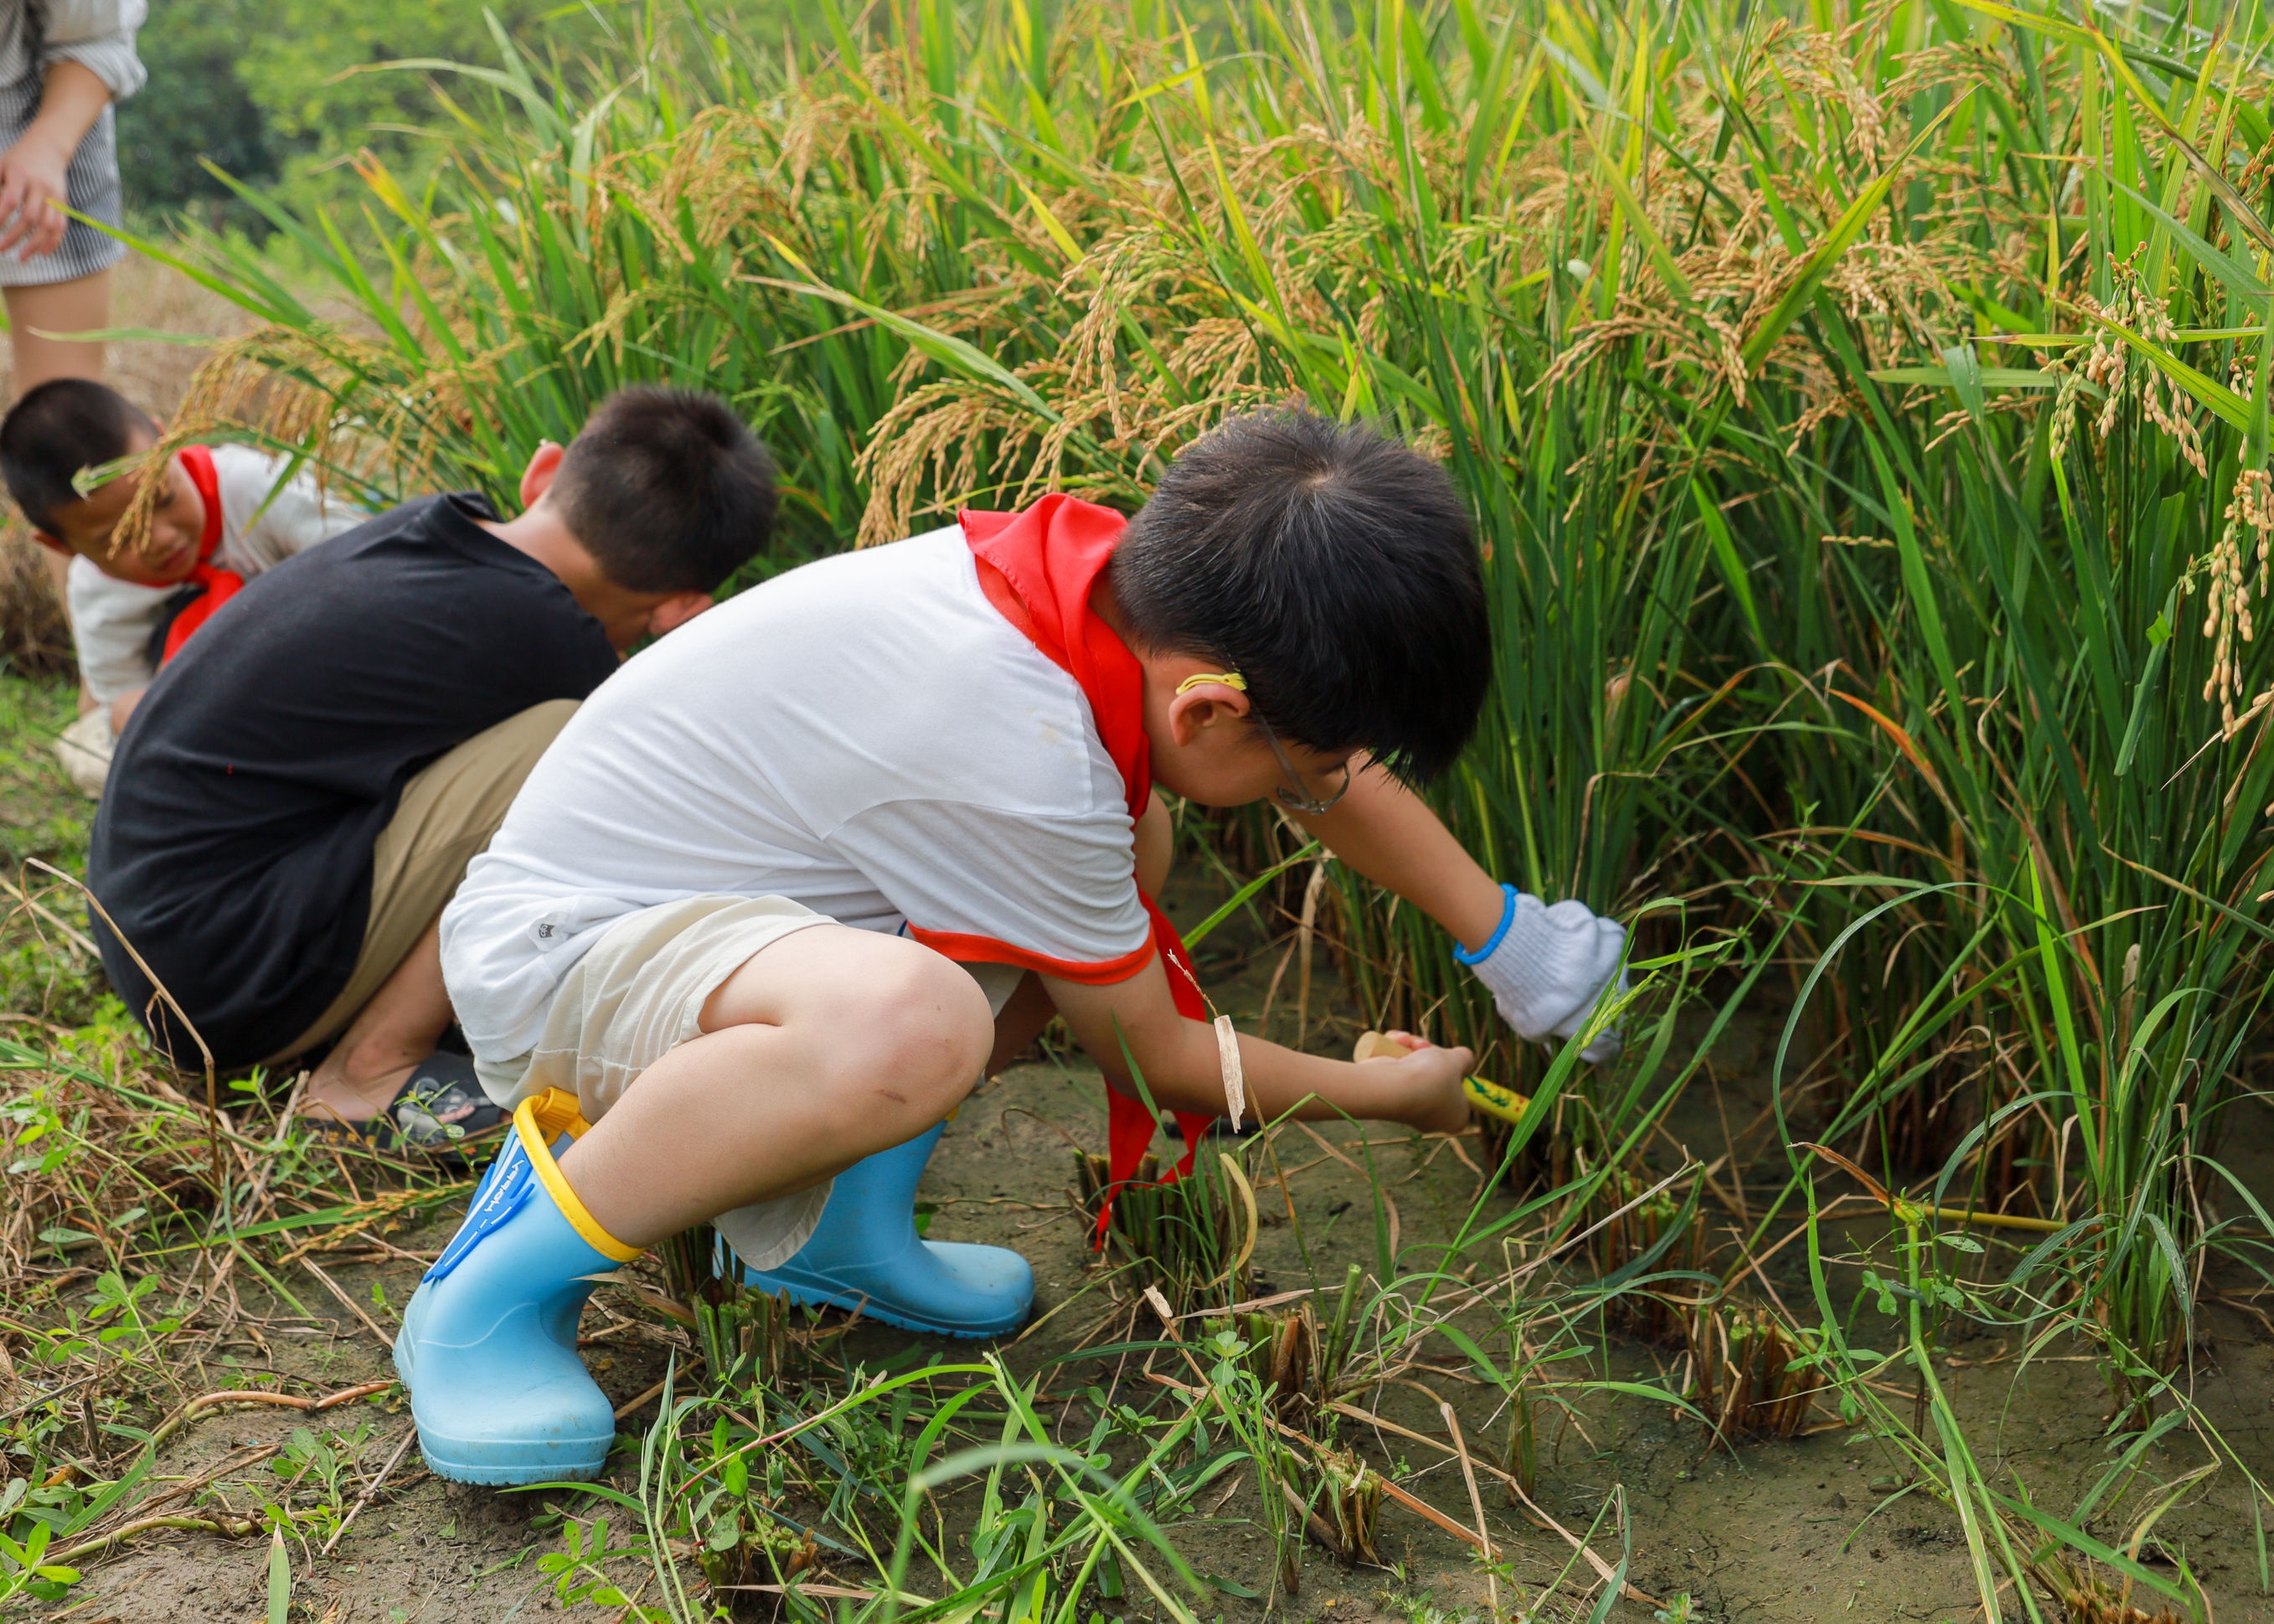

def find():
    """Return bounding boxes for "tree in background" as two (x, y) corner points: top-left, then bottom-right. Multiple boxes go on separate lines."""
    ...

(122, 0), (576, 230)
(116, 0), (277, 232)
(117, 0), (822, 233)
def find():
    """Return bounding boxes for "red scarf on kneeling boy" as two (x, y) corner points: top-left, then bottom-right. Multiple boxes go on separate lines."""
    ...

(913, 494), (1221, 1240)
(158, 446), (244, 662)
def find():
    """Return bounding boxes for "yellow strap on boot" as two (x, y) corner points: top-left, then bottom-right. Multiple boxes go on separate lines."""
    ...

(513, 1090), (643, 1262)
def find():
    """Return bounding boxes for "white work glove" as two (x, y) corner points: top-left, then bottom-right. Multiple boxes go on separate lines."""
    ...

(1457, 884), (1628, 1065)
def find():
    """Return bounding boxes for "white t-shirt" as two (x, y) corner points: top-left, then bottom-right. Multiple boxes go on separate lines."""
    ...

(68, 445), (364, 704)
(441, 526), (1157, 1065)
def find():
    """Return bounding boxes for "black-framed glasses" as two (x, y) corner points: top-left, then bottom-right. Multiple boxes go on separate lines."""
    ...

(1259, 720), (1352, 816)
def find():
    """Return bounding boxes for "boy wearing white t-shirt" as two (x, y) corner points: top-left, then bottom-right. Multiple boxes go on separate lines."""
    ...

(402, 410), (1628, 1486)
(0, 378), (360, 791)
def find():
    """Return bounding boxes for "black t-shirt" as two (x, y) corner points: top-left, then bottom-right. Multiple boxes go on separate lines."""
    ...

(87, 494), (621, 1070)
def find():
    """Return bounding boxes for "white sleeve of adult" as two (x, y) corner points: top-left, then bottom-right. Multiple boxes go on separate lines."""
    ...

(1460, 886), (1627, 1064)
(37, 0), (147, 100)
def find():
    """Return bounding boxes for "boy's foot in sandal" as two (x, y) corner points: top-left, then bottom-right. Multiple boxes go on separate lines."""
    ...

(743, 1121), (1033, 1338)
(305, 1053), (507, 1152)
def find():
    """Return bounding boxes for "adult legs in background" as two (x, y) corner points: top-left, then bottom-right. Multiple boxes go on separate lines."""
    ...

(6, 267), (111, 394)
(0, 59), (130, 662)
(8, 270), (112, 641)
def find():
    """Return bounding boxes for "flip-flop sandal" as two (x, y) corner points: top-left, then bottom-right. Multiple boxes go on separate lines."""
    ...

(307, 1053), (508, 1154)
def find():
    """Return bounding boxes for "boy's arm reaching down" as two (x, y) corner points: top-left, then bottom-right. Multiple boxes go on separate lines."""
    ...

(1040, 951), (1472, 1132)
(1286, 760), (1629, 1060)
(1284, 760), (1505, 942)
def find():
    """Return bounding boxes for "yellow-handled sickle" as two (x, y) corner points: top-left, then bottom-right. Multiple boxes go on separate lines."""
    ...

(1353, 1030), (1531, 1126)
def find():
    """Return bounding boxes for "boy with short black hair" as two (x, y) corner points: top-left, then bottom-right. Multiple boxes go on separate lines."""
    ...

(87, 384), (777, 1152)
(403, 408), (1625, 1484)
(0, 377), (364, 786)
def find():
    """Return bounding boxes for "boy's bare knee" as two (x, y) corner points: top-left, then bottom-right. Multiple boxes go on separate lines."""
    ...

(838, 946), (993, 1111)
(703, 929), (992, 1138)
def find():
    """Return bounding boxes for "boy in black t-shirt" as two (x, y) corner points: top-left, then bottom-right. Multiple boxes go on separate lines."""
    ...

(86, 387), (777, 1150)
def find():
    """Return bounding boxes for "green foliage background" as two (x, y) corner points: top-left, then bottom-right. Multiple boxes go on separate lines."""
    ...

(116, 0), (825, 230)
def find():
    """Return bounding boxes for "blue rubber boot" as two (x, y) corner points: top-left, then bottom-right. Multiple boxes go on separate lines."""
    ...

(394, 1090), (643, 1485)
(744, 1121), (1032, 1338)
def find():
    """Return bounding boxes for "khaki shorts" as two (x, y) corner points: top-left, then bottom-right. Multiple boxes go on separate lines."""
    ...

(265, 700), (580, 1065)
(473, 893), (838, 1271)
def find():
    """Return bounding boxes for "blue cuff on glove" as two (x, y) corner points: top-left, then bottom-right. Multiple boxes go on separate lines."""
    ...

(1452, 882), (1518, 967)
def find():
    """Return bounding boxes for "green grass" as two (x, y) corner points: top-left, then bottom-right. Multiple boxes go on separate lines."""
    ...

(0, 673), (112, 1027)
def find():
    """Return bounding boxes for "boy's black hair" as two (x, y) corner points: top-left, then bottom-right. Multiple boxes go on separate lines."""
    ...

(549, 386), (778, 594)
(1112, 408), (1490, 784)
(0, 379), (158, 533)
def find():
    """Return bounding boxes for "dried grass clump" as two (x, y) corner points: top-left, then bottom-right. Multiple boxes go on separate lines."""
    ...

(0, 526), (71, 677)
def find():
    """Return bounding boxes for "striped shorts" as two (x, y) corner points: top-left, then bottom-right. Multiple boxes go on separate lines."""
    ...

(0, 70), (123, 287)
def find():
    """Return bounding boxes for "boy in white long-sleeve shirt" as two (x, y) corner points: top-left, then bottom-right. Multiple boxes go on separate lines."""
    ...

(0, 378), (362, 791)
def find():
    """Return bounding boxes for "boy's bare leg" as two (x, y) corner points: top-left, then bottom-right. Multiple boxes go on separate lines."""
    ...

(986, 972), (1054, 1075)
(560, 925), (992, 1248)
(301, 915), (453, 1122)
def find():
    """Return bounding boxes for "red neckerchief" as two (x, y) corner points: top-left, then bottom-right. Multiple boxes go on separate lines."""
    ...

(157, 445), (244, 664)
(958, 495), (1217, 1242)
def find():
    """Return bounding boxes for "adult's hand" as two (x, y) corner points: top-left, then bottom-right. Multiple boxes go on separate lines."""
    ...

(0, 131), (70, 260)
(0, 61), (111, 261)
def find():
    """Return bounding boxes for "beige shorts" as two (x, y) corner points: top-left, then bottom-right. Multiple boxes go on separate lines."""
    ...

(474, 893), (838, 1271)
(266, 700), (582, 1065)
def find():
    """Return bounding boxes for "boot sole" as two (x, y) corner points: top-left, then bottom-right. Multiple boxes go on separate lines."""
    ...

(744, 1276), (1028, 1338)
(417, 1445), (612, 1486)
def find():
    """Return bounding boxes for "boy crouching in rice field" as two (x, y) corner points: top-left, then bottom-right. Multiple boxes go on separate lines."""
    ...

(85, 387), (775, 1154)
(0, 379), (364, 792)
(402, 407), (1628, 1485)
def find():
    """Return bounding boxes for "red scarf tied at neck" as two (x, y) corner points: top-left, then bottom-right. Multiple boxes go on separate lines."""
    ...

(956, 495), (1220, 1240)
(157, 445), (244, 665)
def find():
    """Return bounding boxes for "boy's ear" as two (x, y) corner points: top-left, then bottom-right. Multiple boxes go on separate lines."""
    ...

(646, 590), (714, 638)
(1166, 679), (1251, 748)
(519, 441), (566, 509)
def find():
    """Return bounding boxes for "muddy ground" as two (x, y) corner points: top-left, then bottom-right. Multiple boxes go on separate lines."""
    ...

(20, 857), (2274, 1624)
